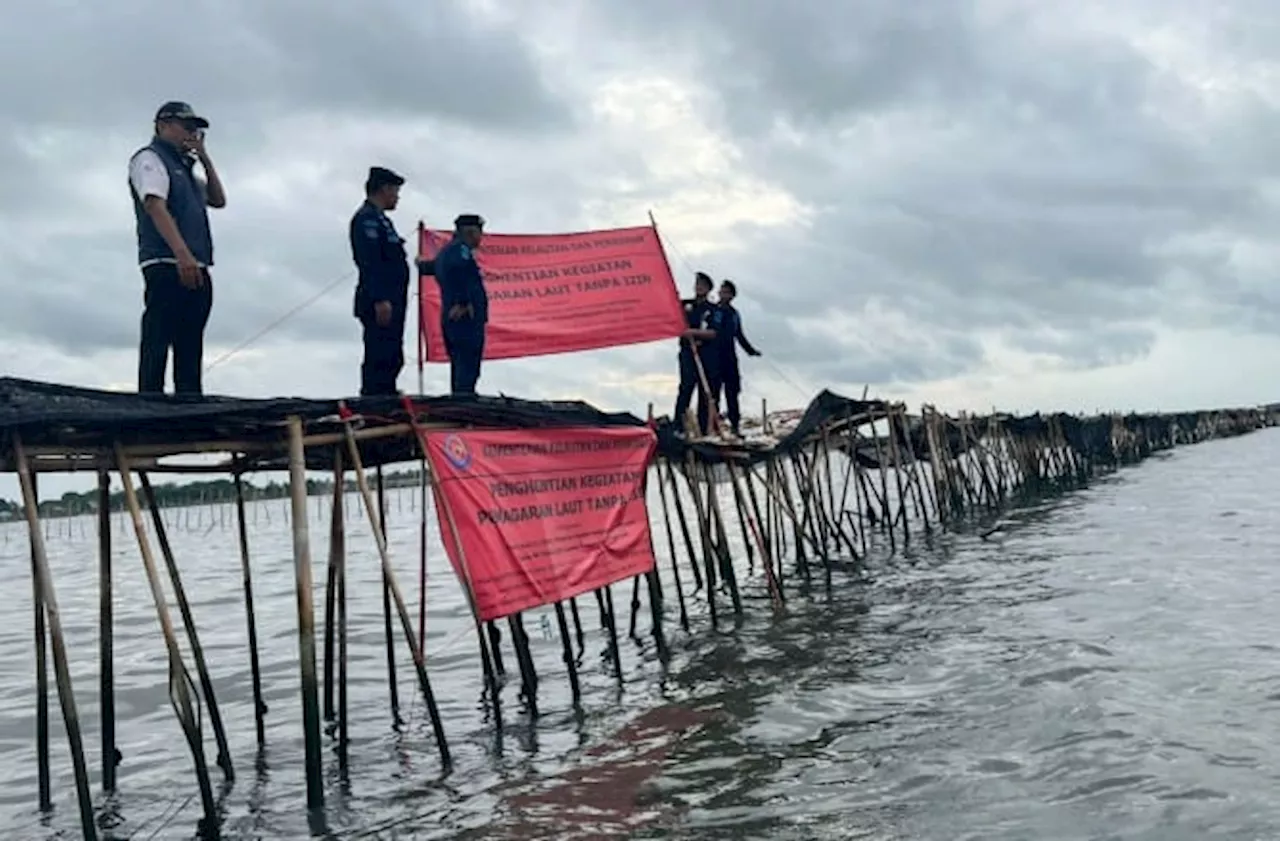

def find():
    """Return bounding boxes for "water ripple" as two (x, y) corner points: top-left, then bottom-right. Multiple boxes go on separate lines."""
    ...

(1, 429), (1279, 838)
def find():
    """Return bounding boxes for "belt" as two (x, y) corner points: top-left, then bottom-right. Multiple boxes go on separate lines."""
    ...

(140, 257), (209, 269)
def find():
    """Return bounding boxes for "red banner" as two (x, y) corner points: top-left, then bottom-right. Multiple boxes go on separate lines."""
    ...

(418, 224), (686, 362)
(422, 426), (659, 622)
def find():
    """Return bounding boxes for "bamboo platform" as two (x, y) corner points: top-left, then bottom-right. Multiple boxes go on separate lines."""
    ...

(1, 375), (1273, 840)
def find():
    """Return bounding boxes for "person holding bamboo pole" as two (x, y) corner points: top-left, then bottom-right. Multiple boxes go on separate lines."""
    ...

(672, 272), (718, 436)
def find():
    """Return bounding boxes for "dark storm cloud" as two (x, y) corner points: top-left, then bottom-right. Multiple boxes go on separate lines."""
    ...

(4, 0), (1280, 398)
(0, 0), (568, 134)
(577, 1), (1280, 376)
(0, 0), (577, 360)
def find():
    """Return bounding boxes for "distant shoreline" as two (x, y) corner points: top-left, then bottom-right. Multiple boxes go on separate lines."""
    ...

(0, 467), (425, 522)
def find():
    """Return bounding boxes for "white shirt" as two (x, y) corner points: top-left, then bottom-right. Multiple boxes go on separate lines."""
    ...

(128, 148), (210, 267)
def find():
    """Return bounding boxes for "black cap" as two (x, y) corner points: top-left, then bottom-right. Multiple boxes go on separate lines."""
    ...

(367, 166), (405, 191)
(454, 214), (485, 229)
(694, 271), (713, 285)
(155, 101), (209, 128)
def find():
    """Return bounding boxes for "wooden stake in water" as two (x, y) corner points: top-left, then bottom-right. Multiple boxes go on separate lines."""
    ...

(345, 425), (451, 765)
(653, 460), (690, 632)
(116, 445), (216, 831)
(286, 416), (326, 810)
(98, 471), (118, 792)
(234, 472), (268, 749)
(139, 471), (234, 781)
(410, 417), (503, 726)
(375, 464), (402, 726)
(27, 468), (50, 811)
(14, 438), (97, 840)
(323, 452), (342, 725)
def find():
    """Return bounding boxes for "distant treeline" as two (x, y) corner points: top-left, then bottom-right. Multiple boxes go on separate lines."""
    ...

(0, 468), (425, 521)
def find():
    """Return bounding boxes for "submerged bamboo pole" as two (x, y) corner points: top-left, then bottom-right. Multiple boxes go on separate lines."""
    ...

(28, 468), (50, 812)
(323, 452), (344, 728)
(285, 416), (325, 810)
(15, 440), (95, 839)
(343, 424), (451, 765)
(414, 429), (503, 726)
(233, 472), (268, 749)
(98, 470), (118, 793)
(375, 464), (401, 726)
(115, 444), (216, 831)
(138, 471), (234, 781)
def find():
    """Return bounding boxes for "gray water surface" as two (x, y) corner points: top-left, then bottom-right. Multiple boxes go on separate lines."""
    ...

(2, 428), (1278, 839)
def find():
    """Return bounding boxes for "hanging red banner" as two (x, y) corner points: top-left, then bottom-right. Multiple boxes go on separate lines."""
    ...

(421, 425), (658, 622)
(418, 224), (685, 362)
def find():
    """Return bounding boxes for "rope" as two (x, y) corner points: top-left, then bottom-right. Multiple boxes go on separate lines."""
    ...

(656, 224), (815, 402)
(198, 221), (818, 404)
(203, 269), (356, 373)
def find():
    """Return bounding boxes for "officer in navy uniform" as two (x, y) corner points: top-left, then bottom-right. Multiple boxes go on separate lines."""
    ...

(708, 279), (762, 437)
(431, 214), (489, 395)
(349, 166), (412, 396)
(672, 272), (719, 435)
(128, 100), (227, 395)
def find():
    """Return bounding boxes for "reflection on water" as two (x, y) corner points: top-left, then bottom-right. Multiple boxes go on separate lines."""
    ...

(3, 428), (1280, 839)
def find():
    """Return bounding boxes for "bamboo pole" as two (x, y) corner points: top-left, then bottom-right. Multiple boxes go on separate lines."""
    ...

(337, 492), (350, 769)
(375, 464), (401, 726)
(233, 473), (268, 749)
(27, 467), (51, 812)
(726, 461), (782, 611)
(285, 417), (325, 810)
(554, 602), (582, 706)
(138, 472), (234, 781)
(653, 461), (690, 632)
(98, 470), (118, 793)
(402, 416), (503, 723)
(323, 466), (340, 724)
(343, 426), (452, 762)
(115, 444), (216, 831)
(701, 464), (743, 615)
(601, 585), (624, 682)
(662, 460), (704, 592)
(679, 459), (719, 624)
(14, 439), (97, 840)
(509, 613), (540, 714)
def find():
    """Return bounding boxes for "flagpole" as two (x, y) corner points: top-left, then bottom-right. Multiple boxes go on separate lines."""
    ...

(415, 221), (428, 652)
(416, 220), (426, 396)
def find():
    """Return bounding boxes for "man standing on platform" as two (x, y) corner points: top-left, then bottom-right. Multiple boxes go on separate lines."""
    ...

(672, 271), (719, 436)
(350, 166), (413, 396)
(709, 279), (762, 437)
(432, 214), (489, 395)
(129, 101), (226, 396)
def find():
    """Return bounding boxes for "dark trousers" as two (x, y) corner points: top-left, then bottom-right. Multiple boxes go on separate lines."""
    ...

(444, 331), (484, 395)
(138, 263), (213, 395)
(674, 352), (715, 434)
(710, 360), (742, 434)
(359, 307), (406, 396)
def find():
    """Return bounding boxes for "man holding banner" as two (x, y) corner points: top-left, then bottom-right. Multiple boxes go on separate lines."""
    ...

(431, 214), (489, 395)
(673, 272), (719, 436)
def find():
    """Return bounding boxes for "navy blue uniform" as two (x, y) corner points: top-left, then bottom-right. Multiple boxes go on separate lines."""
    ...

(350, 200), (410, 395)
(131, 137), (215, 395)
(433, 235), (488, 395)
(708, 304), (760, 435)
(673, 297), (718, 434)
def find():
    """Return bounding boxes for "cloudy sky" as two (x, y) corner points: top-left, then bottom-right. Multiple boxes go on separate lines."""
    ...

(3, 0), (1280, 498)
